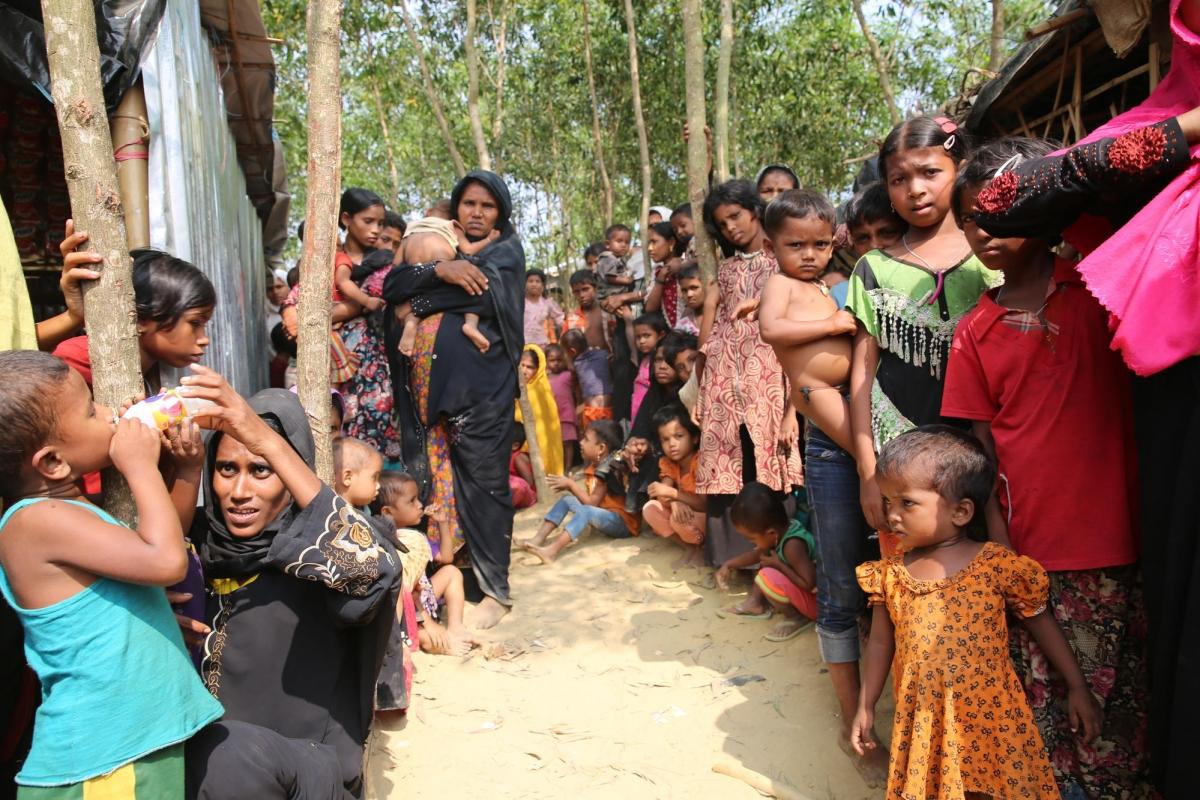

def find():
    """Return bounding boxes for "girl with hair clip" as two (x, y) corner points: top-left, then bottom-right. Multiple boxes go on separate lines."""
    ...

(695, 179), (804, 570)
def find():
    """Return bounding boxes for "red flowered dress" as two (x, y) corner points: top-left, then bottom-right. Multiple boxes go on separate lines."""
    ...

(695, 250), (802, 494)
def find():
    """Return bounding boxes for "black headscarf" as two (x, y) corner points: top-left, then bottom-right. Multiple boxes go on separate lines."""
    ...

(450, 170), (526, 371)
(200, 389), (314, 578)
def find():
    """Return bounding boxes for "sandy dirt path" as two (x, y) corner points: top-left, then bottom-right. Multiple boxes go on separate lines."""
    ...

(366, 510), (890, 799)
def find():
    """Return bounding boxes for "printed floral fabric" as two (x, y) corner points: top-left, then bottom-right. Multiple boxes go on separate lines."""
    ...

(857, 543), (1058, 799)
(1009, 565), (1152, 799)
(695, 250), (803, 494)
(412, 314), (464, 554)
(340, 266), (401, 460)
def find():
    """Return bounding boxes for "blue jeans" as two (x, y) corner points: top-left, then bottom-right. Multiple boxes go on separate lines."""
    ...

(805, 425), (877, 664)
(544, 495), (631, 541)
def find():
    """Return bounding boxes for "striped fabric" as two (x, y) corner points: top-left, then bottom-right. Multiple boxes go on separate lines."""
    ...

(17, 744), (183, 800)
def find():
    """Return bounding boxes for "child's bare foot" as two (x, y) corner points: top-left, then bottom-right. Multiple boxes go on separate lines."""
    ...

(398, 321), (418, 357)
(469, 596), (510, 630)
(717, 598), (772, 619)
(838, 729), (889, 789)
(670, 543), (706, 569)
(526, 541), (561, 564)
(463, 323), (490, 353)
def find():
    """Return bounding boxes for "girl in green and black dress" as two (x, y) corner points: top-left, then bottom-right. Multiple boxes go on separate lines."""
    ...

(844, 116), (1001, 532)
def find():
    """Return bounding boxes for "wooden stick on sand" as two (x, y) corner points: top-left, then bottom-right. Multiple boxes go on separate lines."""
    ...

(711, 759), (815, 800)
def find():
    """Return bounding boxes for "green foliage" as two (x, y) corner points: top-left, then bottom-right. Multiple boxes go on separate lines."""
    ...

(263, 0), (1051, 270)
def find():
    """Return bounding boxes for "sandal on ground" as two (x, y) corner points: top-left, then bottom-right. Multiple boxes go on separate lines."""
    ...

(763, 618), (814, 642)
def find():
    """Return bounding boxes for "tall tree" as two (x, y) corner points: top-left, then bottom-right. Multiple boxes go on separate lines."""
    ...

(297, 0), (342, 482)
(681, 0), (719, 284)
(851, 0), (901, 126)
(399, 0), (466, 178)
(989, 0), (1006, 72)
(714, 0), (734, 182)
(465, 0), (493, 171)
(41, 0), (143, 522)
(582, 0), (614, 227)
(488, 0), (510, 155)
(623, 0), (651, 257)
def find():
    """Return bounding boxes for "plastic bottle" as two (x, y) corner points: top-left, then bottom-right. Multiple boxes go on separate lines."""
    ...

(121, 389), (215, 430)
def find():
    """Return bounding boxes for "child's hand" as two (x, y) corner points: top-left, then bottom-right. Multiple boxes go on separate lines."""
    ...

(715, 563), (733, 592)
(733, 297), (760, 321)
(759, 551), (783, 571)
(58, 220), (103, 324)
(363, 296), (386, 313)
(849, 707), (877, 756)
(110, 417), (163, 476)
(777, 409), (799, 454)
(547, 474), (574, 493)
(647, 481), (674, 502)
(615, 305), (634, 321)
(1067, 685), (1104, 742)
(115, 392), (146, 422)
(830, 309), (858, 336)
(162, 418), (204, 473)
(670, 501), (692, 525)
(166, 591), (211, 648)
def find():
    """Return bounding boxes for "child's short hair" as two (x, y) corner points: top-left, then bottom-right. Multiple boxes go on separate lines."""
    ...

(544, 343), (565, 359)
(652, 403), (700, 439)
(585, 419), (623, 454)
(677, 263), (700, 282)
(762, 189), (836, 237)
(583, 242), (605, 261)
(662, 331), (698, 365)
(561, 329), (587, 353)
(513, 420), (527, 446)
(526, 268), (547, 283)
(632, 313), (669, 336)
(730, 481), (790, 534)
(876, 425), (995, 539)
(382, 210), (406, 233)
(131, 249), (216, 328)
(0, 351), (73, 501)
(569, 269), (599, 288)
(333, 436), (380, 476)
(703, 179), (766, 251)
(604, 224), (632, 241)
(670, 203), (692, 219)
(879, 116), (973, 180)
(296, 220), (306, 242)
(374, 470), (417, 512)
(270, 322), (297, 358)
(427, 198), (453, 219)
(845, 182), (900, 230)
(951, 137), (1058, 221)
(286, 266), (300, 288)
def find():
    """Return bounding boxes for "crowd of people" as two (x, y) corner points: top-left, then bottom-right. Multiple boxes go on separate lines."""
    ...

(2, 6), (1200, 797)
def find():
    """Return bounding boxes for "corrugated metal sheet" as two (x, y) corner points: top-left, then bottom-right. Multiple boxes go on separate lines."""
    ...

(143, 0), (267, 395)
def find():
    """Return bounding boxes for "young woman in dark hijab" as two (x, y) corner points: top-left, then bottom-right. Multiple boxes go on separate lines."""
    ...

(383, 170), (525, 630)
(179, 366), (400, 797)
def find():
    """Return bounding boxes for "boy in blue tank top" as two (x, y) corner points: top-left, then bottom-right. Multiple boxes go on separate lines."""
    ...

(0, 350), (221, 797)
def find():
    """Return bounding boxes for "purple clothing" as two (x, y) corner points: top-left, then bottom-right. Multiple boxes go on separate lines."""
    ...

(549, 370), (578, 441)
(523, 296), (564, 346)
(630, 358), (651, 423)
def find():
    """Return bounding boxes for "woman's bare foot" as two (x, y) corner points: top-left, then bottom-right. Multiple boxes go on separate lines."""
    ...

(718, 597), (771, 618)
(469, 596), (510, 630)
(838, 729), (889, 789)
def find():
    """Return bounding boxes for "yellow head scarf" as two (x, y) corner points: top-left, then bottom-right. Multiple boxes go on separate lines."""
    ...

(514, 343), (564, 476)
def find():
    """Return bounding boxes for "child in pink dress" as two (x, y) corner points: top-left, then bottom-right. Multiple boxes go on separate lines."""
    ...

(545, 344), (579, 472)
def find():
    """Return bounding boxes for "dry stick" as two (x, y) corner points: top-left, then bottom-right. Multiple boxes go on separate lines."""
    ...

(464, 0), (492, 171)
(517, 376), (552, 510)
(296, 0), (342, 484)
(851, 0), (901, 127)
(42, 0), (143, 524)
(681, 0), (719, 285)
(711, 760), (816, 800)
(623, 0), (651, 268)
(582, 0), (614, 228)
(713, 0), (734, 182)
(399, 0), (466, 178)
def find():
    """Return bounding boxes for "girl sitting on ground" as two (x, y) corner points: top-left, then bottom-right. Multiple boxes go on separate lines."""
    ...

(717, 481), (818, 642)
(644, 405), (706, 568)
(522, 420), (638, 565)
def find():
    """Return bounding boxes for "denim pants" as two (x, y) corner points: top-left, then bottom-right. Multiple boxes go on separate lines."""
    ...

(545, 495), (631, 541)
(804, 424), (877, 664)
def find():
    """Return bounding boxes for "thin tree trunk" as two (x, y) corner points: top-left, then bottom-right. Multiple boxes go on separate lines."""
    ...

(465, 0), (492, 171)
(489, 0), (509, 155)
(623, 0), (652, 262)
(548, 109), (573, 272)
(989, 0), (1005, 72)
(681, 0), (719, 285)
(369, 76), (399, 202)
(297, 0), (342, 483)
(399, 0), (466, 178)
(730, 77), (742, 178)
(582, 0), (614, 227)
(851, 0), (901, 126)
(41, 0), (142, 523)
(714, 0), (734, 182)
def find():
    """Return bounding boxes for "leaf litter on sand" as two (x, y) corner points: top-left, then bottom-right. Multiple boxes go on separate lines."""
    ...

(531, 724), (593, 743)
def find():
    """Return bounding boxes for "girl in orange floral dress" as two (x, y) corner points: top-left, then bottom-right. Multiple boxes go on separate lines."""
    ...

(851, 426), (1101, 799)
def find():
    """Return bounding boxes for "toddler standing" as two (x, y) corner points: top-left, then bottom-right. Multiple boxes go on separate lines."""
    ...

(544, 344), (579, 472)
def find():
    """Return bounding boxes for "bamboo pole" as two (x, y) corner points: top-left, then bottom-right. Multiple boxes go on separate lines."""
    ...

(681, 0), (719, 285)
(41, 0), (142, 524)
(296, 0), (342, 483)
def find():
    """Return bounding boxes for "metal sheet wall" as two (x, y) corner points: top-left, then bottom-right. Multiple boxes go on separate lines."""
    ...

(142, 0), (267, 395)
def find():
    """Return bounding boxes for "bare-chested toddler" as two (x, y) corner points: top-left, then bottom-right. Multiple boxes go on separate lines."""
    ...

(396, 199), (498, 356)
(756, 190), (857, 452)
